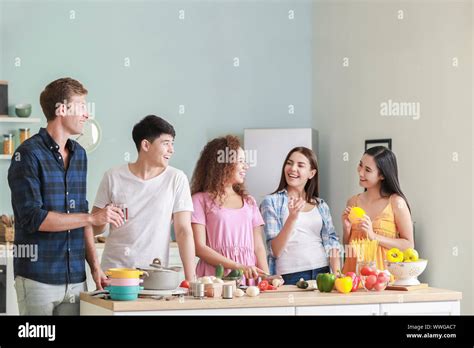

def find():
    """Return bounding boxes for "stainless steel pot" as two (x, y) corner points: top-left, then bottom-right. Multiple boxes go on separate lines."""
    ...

(138, 258), (181, 290)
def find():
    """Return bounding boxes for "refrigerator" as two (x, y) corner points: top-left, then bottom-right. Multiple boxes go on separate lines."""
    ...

(244, 128), (319, 204)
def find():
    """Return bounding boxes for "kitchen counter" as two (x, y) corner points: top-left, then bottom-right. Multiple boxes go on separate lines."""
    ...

(80, 286), (462, 316)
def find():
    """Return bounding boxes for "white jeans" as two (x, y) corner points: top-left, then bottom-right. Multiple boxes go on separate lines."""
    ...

(15, 276), (87, 315)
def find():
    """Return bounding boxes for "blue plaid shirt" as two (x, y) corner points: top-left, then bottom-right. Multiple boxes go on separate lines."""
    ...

(8, 128), (88, 285)
(260, 189), (342, 275)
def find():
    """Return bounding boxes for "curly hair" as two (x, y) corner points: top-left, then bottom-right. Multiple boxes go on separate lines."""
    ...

(191, 135), (251, 206)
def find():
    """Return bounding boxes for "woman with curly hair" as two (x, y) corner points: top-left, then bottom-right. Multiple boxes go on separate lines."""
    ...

(190, 135), (269, 284)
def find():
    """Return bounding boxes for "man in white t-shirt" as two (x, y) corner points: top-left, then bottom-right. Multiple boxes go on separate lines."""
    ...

(91, 115), (196, 281)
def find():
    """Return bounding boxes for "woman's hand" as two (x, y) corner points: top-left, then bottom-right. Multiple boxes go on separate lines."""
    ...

(342, 206), (352, 233)
(288, 196), (305, 219)
(358, 215), (376, 240)
(236, 264), (266, 279)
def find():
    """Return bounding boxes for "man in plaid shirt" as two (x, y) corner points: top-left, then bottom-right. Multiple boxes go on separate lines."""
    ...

(8, 78), (123, 315)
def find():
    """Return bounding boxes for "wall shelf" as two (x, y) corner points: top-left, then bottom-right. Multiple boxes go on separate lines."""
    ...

(0, 116), (40, 123)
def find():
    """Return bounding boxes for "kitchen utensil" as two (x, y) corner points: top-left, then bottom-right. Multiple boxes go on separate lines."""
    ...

(15, 104), (31, 118)
(385, 283), (429, 291)
(105, 285), (143, 294)
(138, 258), (181, 290)
(204, 283), (223, 298)
(191, 282), (205, 298)
(105, 285), (144, 301)
(105, 268), (145, 279)
(222, 284), (233, 299)
(109, 278), (143, 286)
(138, 288), (187, 296)
(385, 259), (428, 286)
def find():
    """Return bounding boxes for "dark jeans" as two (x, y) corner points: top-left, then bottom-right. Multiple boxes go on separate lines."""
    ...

(281, 266), (330, 285)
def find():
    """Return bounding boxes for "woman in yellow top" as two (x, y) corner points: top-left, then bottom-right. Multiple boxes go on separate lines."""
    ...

(342, 146), (414, 273)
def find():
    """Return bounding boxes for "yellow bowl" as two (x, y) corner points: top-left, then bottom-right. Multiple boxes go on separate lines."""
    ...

(105, 268), (144, 279)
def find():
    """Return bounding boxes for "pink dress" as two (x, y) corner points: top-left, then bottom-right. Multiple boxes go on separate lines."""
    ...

(191, 192), (265, 284)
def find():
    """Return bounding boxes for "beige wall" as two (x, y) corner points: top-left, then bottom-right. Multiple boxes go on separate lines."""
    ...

(312, 0), (473, 313)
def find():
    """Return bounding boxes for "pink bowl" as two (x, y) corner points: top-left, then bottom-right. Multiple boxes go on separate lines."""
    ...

(109, 278), (143, 286)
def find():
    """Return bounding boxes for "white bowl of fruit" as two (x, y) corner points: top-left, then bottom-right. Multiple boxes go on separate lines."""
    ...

(385, 248), (427, 286)
(359, 265), (390, 291)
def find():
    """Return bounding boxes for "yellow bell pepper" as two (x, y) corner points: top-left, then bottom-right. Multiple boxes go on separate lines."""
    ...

(335, 271), (353, 294)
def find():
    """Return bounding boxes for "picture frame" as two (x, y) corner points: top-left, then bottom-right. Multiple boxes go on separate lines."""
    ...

(364, 138), (392, 151)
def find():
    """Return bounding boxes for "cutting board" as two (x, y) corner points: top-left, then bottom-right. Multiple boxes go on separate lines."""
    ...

(274, 284), (317, 293)
(385, 283), (428, 291)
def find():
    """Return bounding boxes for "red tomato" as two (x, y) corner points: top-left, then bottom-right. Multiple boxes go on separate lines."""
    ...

(377, 272), (390, 283)
(365, 275), (377, 290)
(374, 281), (386, 291)
(258, 280), (269, 291)
(360, 266), (372, 276)
(346, 272), (357, 280)
(179, 280), (190, 289)
(267, 285), (277, 290)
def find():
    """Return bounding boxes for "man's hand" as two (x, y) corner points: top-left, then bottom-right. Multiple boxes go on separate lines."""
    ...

(91, 205), (124, 228)
(91, 267), (110, 291)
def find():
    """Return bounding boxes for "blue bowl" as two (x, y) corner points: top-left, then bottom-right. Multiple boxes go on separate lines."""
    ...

(109, 293), (139, 301)
(105, 285), (143, 294)
(105, 285), (143, 301)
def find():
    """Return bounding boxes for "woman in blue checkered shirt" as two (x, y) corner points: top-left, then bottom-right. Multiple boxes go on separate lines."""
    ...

(260, 147), (341, 284)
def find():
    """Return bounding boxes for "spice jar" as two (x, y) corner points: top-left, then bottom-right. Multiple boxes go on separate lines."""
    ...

(19, 128), (30, 144)
(3, 134), (13, 155)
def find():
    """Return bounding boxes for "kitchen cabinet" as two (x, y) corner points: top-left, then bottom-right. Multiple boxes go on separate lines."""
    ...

(295, 304), (379, 315)
(380, 301), (460, 315)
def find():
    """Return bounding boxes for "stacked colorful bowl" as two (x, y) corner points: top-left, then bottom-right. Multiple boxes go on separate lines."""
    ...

(105, 268), (144, 301)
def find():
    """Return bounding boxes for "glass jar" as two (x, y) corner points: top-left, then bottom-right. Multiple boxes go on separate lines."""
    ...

(19, 128), (30, 144)
(3, 134), (13, 155)
(356, 260), (377, 276)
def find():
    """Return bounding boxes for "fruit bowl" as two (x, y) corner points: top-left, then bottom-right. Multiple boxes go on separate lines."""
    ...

(360, 271), (390, 292)
(385, 259), (428, 286)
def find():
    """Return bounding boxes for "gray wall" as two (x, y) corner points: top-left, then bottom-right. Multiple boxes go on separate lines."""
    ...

(0, 0), (313, 212)
(312, 0), (473, 314)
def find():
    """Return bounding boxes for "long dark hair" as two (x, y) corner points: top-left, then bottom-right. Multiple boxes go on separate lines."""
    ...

(272, 147), (319, 204)
(364, 146), (411, 212)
